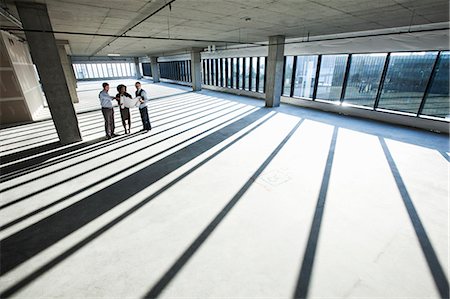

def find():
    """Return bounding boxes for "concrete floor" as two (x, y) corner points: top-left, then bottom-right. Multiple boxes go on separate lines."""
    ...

(0, 80), (448, 298)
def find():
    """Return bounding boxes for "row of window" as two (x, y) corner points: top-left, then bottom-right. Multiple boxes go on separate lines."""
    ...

(73, 63), (136, 80)
(282, 51), (449, 119)
(159, 60), (192, 82)
(202, 57), (266, 93)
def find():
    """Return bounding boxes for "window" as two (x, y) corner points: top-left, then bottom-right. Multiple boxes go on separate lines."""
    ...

(227, 58), (233, 88)
(202, 60), (206, 84)
(377, 51), (438, 114)
(239, 57), (244, 89)
(86, 64), (94, 78)
(316, 55), (348, 102)
(343, 53), (387, 107)
(215, 59), (219, 86)
(283, 56), (294, 96)
(222, 58), (226, 87)
(234, 58), (238, 89)
(211, 59), (215, 85)
(258, 57), (265, 93)
(208, 59), (213, 85)
(244, 57), (250, 90)
(251, 57), (257, 92)
(293, 55), (318, 99)
(421, 51), (449, 118)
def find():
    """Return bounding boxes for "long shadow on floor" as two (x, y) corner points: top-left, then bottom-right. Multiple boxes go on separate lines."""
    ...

(0, 100), (235, 186)
(144, 118), (304, 298)
(0, 104), (246, 213)
(0, 108), (270, 298)
(0, 104), (245, 229)
(293, 127), (338, 299)
(379, 137), (449, 299)
(0, 141), (62, 164)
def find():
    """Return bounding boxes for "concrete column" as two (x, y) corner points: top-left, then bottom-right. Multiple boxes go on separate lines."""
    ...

(57, 41), (79, 103)
(68, 55), (77, 88)
(16, 2), (81, 144)
(190, 50), (202, 91)
(134, 57), (142, 79)
(265, 35), (285, 107)
(150, 56), (160, 83)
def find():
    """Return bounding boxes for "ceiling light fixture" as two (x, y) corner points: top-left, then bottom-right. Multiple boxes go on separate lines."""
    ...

(107, 53), (120, 56)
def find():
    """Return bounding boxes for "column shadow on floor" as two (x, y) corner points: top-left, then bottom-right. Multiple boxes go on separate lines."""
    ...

(0, 107), (269, 298)
(379, 137), (449, 299)
(144, 118), (304, 298)
(293, 127), (338, 299)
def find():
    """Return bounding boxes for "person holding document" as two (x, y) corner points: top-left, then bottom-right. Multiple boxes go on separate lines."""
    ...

(135, 81), (152, 133)
(116, 84), (132, 134)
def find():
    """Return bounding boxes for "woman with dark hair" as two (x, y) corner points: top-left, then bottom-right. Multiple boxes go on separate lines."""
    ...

(116, 84), (132, 134)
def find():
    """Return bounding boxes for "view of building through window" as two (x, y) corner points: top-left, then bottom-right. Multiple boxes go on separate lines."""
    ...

(279, 51), (448, 119)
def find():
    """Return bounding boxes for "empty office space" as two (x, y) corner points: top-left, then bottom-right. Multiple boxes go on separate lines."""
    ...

(0, 0), (449, 298)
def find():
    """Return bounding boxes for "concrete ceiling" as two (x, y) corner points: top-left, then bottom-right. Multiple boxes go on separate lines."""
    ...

(1, 0), (449, 57)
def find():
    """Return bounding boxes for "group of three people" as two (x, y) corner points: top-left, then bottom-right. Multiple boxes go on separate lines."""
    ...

(99, 81), (152, 139)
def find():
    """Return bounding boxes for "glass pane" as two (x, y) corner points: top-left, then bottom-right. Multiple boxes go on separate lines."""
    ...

(112, 64), (118, 77)
(244, 57), (250, 90)
(227, 58), (232, 88)
(74, 64), (82, 79)
(210, 59), (214, 85)
(92, 64), (99, 78)
(316, 55), (348, 102)
(283, 56), (294, 96)
(258, 57), (265, 93)
(343, 53), (387, 107)
(117, 64), (124, 77)
(95, 63), (102, 77)
(233, 58), (238, 88)
(421, 51), (450, 119)
(222, 59), (227, 87)
(86, 64), (94, 78)
(293, 55), (318, 98)
(251, 57), (257, 92)
(378, 51), (438, 114)
(102, 64), (108, 77)
(239, 57), (244, 89)
(214, 58), (220, 86)
(121, 63), (128, 76)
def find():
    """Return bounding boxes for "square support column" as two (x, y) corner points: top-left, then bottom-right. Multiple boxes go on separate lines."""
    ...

(190, 49), (202, 91)
(16, 2), (81, 144)
(57, 41), (79, 103)
(265, 35), (285, 107)
(150, 56), (160, 83)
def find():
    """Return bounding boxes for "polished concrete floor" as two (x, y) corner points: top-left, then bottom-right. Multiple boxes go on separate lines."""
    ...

(0, 80), (448, 298)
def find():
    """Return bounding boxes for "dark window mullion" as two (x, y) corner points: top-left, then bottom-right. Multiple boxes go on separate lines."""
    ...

(290, 56), (297, 97)
(339, 54), (352, 103)
(249, 57), (253, 91)
(215, 59), (219, 86)
(312, 55), (322, 100)
(256, 57), (260, 92)
(417, 51), (441, 116)
(374, 53), (391, 109)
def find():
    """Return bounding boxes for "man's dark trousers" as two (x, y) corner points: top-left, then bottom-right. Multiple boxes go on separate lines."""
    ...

(139, 106), (151, 131)
(102, 107), (115, 137)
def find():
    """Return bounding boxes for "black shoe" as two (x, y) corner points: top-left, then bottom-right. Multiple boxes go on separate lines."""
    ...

(111, 133), (119, 137)
(106, 135), (112, 140)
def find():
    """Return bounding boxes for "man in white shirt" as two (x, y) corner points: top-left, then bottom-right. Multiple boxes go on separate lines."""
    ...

(99, 82), (118, 139)
(135, 81), (152, 132)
